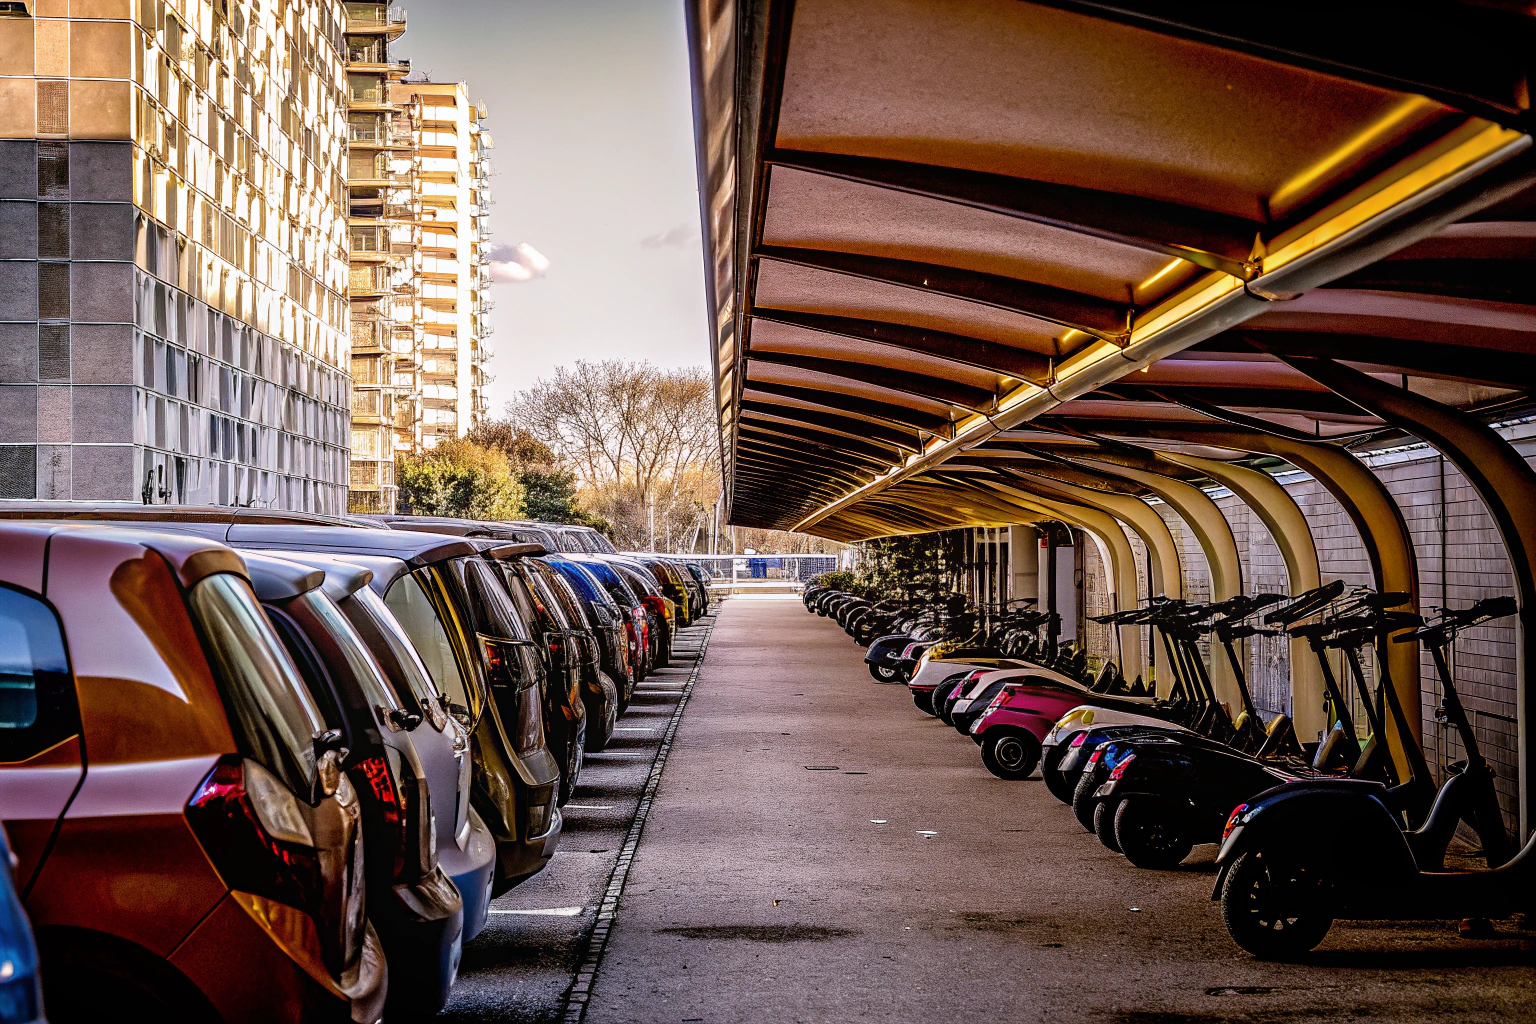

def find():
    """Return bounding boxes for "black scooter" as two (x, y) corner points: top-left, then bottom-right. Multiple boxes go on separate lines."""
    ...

(1213, 596), (1521, 959)
(1083, 587), (1431, 866)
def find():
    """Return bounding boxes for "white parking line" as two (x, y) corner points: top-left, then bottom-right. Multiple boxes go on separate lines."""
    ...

(491, 907), (584, 917)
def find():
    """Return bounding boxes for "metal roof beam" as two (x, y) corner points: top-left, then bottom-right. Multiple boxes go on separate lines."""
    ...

(747, 350), (999, 409)
(742, 380), (955, 434)
(766, 148), (1262, 280)
(740, 397), (924, 452)
(751, 307), (1055, 383)
(754, 244), (1134, 342)
(1033, 1), (1536, 130)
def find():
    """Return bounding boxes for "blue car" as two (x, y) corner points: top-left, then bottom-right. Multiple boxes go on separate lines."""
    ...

(0, 826), (43, 1024)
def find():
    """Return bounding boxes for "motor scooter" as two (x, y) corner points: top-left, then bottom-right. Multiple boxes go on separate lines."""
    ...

(1038, 583), (1348, 803)
(1095, 589), (1436, 868)
(957, 665), (1146, 778)
(1213, 596), (1520, 959)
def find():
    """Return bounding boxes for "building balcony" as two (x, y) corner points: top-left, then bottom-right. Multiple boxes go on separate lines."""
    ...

(344, 2), (406, 38)
(346, 57), (412, 79)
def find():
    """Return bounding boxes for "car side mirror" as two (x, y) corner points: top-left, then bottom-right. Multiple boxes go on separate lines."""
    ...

(388, 708), (423, 731)
(313, 729), (349, 799)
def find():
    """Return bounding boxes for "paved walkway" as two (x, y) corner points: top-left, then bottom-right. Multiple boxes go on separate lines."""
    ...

(584, 597), (1536, 1024)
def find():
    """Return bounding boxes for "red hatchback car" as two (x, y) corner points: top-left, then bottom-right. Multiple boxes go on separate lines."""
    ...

(0, 523), (385, 1023)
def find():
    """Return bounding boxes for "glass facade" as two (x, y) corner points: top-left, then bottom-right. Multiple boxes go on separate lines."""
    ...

(0, 0), (351, 511)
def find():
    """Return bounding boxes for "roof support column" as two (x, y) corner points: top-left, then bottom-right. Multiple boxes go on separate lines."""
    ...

(1287, 357), (1536, 840)
(1085, 463), (1244, 710)
(979, 480), (1144, 681)
(1160, 454), (1326, 743)
(1108, 425), (1422, 777)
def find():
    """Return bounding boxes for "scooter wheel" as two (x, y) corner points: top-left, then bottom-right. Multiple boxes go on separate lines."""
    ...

(1114, 797), (1194, 870)
(913, 689), (937, 715)
(1072, 765), (1107, 831)
(1220, 852), (1333, 960)
(981, 731), (1040, 780)
(1041, 746), (1075, 804)
(1094, 798), (1123, 852)
(928, 678), (959, 716)
(870, 663), (899, 682)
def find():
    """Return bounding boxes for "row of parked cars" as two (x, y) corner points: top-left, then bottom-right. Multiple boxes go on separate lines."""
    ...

(0, 505), (714, 1023)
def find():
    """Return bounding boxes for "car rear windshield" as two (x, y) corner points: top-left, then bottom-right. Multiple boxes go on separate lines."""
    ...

(576, 560), (640, 608)
(300, 591), (400, 714)
(344, 587), (442, 717)
(188, 574), (325, 797)
(385, 571), (477, 720)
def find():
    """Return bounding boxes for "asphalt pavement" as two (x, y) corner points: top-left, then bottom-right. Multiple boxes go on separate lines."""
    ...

(577, 595), (1536, 1024)
(440, 612), (716, 1023)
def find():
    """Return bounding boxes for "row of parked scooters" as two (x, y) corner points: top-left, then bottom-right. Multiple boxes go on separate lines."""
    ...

(0, 504), (713, 1023)
(805, 578), (1536, 959)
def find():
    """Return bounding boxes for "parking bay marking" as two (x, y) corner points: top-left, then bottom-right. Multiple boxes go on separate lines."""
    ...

(491, 907), (585, 917)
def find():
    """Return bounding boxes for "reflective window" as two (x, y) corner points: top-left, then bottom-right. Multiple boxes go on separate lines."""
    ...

(345, 587), (441, 716)
(189, 574), (324, 796)
(0, 585), (74, 763)
(386, 572), (475, 718)
(301, 591), (399, 712)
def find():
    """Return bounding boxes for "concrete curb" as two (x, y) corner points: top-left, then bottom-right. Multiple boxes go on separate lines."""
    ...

(561, 615), (717, 1022)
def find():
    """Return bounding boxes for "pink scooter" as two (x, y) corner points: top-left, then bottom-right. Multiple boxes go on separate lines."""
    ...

(968, 678), (1113, 779)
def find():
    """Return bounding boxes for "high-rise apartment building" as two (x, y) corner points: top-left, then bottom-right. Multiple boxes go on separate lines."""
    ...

(393, 79), (491, 451)
(342, 0), (414, 513)
(0, 0), (352, 512)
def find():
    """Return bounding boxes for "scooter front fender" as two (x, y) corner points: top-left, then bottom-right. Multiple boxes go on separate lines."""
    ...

(1210, 779), (1417, 899)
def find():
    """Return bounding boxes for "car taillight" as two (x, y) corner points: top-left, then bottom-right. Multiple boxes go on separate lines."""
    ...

(514, 686), (545, 755)
(1222, 804), (1249, 842)
(357, 754), (434, 883)
(1108, 753), (1136, 780)
(187, 757), (332, 963)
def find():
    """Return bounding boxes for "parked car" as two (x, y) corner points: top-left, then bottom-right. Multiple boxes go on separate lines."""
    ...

(606, 558), (674, 669)
(220, 527), (566, 896)
(635, 556), (694, 627)
(569, 555), (652, 683)
(527, 557), (620, 752)
(237, 552), (463, 1017)
(675, 560), (712, 619)
(0, 825), (43, 1024)
(0, 510), (566, 902)
(286, 552), (497, 944)
(481, 554), (591, 800)
(0, 523), (385, 1022)
(548, 556), (635, 710)
(364, 519), (599, 803)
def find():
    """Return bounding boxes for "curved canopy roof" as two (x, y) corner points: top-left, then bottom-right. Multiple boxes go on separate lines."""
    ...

(688, 0), (1536, 541)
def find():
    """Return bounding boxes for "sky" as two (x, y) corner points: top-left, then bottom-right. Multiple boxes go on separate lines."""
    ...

(398, 1), (709, 414)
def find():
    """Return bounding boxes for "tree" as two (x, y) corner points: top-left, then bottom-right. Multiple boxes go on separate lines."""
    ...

(396, 438), (525, 520)
(521, 464), (604, 526)
(466, 418), (604, 529)
(509, 361), (720, 550)
(464, 421), (557, 466)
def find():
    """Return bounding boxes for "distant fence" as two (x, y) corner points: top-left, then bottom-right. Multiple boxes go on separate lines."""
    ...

(680, 554), (838, 585)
